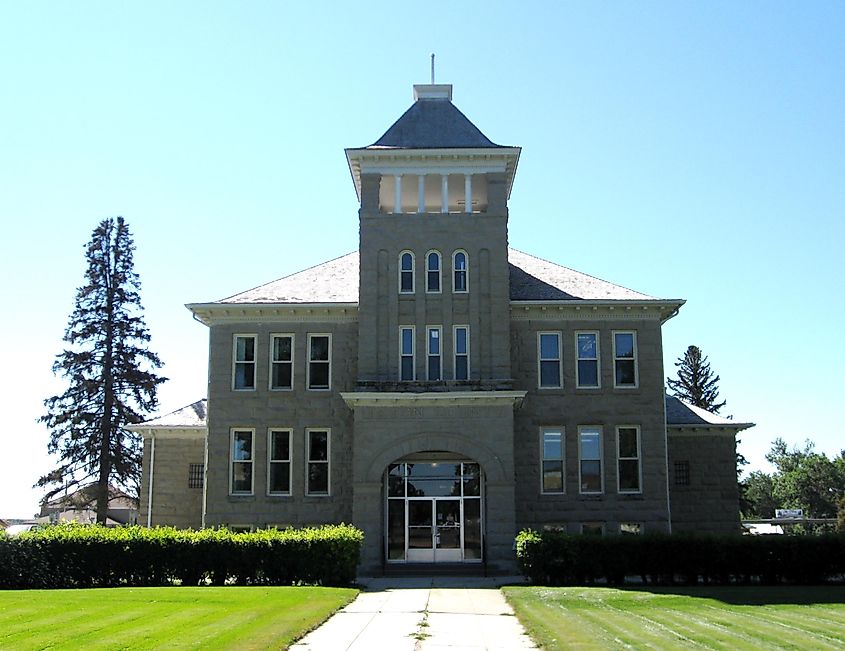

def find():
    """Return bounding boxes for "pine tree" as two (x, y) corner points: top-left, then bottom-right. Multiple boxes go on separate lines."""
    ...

(38, 217), (166, 524)
(666, 345), (726, 413)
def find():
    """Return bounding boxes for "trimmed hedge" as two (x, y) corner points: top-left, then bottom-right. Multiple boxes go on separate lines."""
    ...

(0, 523), (363, 589)
(515, 529), (845, 586)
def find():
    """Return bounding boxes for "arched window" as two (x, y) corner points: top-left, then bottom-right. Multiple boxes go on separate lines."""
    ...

(399, 251), (414, 294)
(453, 250), (468, 293)
(426, 251), (441, 293)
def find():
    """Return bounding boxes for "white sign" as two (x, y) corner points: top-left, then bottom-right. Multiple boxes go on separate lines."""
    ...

(775, 508), (803, 519)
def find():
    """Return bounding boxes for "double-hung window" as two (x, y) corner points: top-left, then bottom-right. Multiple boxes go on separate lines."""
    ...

(307, 334), (331, 390)
(267, 429), (292, 495)
(541, 427), (564, 494)
(232, 335), (256, 390)
(453, 250), (468, 292)
(269, 334), (293, 390)
(538, 332), (562, 388)
(399, 326), (415, 381)
(306, 429), (330, 496)
(613, 331), (638, 388)
(617, 426), (641, 493)
(230, 429), (254, 495)
(427, 327), (442, 380)
(426, 251), (441, 293)
(399, 251), (414, 294)
(453, 325), (469, 380)
(576, 331), (600, 388)
(578, 426), (603, 494)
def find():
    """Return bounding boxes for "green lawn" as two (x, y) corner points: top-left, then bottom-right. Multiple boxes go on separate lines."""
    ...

(0, 586), (357, 650)
(503, 585), (845, 650)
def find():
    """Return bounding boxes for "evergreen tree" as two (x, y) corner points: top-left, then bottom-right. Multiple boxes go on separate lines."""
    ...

(667, 345), (726, 413)
(38, 217), (166, 524)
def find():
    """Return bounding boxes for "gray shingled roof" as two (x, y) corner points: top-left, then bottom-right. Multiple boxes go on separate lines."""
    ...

(215, 249), (663, 305)
(665, 395), (753, 429)
(368, 98), (504, 149)
(137, 399), (207, 428)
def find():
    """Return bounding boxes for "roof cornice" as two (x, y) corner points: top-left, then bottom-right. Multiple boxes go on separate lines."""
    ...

(128, 426), (206, 439)
(341, 390), (527, 410)
(510, 300), (685, 322)
(667, 422), (755, 436)
(187, 303), (359, 326)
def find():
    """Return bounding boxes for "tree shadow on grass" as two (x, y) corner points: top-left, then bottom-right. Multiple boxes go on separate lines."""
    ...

(619, 584), (845, 606)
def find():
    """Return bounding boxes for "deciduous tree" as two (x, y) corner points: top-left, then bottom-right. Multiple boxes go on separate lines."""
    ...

(39, 217), (166, 523)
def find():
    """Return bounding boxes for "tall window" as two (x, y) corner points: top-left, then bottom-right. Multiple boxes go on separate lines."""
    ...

(613, 331), (638, 388)
(267, 429), (292, 495)
(426, 251), (441, 293)
(307, 334), (331, 390)
(399, 251), (414, 294)
(427, 327), (442, 380)
(232, 335), (256, 390)
(576, 331), (599, 388)
(579, 426), (603, 494)
(306, 429), (330, 496)
(230, 429), (254, 495)
(541, 427), (564, 494)
(538, 332), (562, 388)
(400, 326), (415, 381)
(454, 326), (469, 380)
(270, 334), (293, 390)
(617, 426), (641, 493)
(453, 250), (468, 292)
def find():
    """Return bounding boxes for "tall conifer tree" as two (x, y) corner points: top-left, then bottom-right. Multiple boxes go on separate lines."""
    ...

(39, 217), (166, 523)
(666, 345), (726, 413)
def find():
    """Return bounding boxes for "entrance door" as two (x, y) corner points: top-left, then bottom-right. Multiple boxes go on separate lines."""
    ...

(406, 498), (462, 562)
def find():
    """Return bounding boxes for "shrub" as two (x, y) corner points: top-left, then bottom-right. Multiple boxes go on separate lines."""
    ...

(0, 523), (363, 590)
(515, 529), (845, 586)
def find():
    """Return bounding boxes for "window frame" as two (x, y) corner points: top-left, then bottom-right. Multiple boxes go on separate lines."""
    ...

(188, 463), (204, 490)
(575, 330), (600, 389)
(306, 333), (332, 391)
(616, 425), (642, 494)
(399, 325), (416, 381)
(580, 522), (605, 536)
(267, 428), (292, 496)
(453, 325), (470, 381)
(540, 427), (565, 495)
(613, 330), (639, 388)
(229, 428), (255, 496)
(232, 334), (257, 391)
(578, 425), (604, 495)
(425, 250), (442, 294)
(452, 249), (468, 293)
(426, 326), (442, 381)
(399, 250), (415, 294)
(537, 331), (563, 389)
(674, 460), (690, 486)
(268, 333), (294, 391)
(305, 428), (331, 496)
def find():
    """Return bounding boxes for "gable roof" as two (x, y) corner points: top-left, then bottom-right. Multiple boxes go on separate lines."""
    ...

(665, 395), (754, 430)
(208, 249), (667, 306)
(134, 399), (208, 429)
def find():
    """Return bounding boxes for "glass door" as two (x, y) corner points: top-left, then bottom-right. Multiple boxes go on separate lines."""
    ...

(407, 500), (434, 562)
(434, 498), (462, 561)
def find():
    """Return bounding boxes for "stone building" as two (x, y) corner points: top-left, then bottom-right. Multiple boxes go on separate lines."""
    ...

(133, 82), (752, 574)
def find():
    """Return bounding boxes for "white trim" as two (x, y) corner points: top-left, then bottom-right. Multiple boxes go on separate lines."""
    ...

(232, 334), (257, 391)
(612, 330), (639, 388)
(452, 249), (468, 293)
(453, 325), (469, 381)
(269, 333), (294, 391)
(399, 325), (416, 381)
(578, 425), (603, 495)
(425, 250), (442, 294)
(189, 304), (358, 326)
(399, 250), (415, 294)
(146, 434), (155, 527)
(427, 325), (442, 381)
(305, 428), (331, 497)
(616, 425), (642, 495)
(540, 427), (565, 495)
(229, 428), (255, 496)
(306, 333), (332, 391)
(267, 428), (292, 496)
(574, 330), (600, 389)
(537, 331), (562, 389)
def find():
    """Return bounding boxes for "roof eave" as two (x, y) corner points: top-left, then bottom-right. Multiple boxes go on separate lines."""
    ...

(187, 302), (359, 326)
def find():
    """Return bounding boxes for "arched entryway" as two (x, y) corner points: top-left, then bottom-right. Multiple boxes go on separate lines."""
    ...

(385, 452), (483, 564)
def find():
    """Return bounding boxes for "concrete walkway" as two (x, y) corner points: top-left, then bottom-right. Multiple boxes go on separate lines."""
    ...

(290, 576), (537, 650)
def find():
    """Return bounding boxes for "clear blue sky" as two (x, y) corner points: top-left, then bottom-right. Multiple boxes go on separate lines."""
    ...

(1, 2), (843, 518)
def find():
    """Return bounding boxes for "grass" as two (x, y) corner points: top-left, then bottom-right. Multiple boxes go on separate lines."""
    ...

(0, 585), (358, 650)
(503, 585), (845, 650)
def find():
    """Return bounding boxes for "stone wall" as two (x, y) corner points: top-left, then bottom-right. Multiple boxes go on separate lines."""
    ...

(139, 435), (204, 529)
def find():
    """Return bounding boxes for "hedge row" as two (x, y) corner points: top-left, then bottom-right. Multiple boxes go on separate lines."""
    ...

(0, 523), (363, 589)
(515, 530), (845, 586)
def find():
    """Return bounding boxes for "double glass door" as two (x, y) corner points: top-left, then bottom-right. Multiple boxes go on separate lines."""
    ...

(407, 498), (462, 562)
